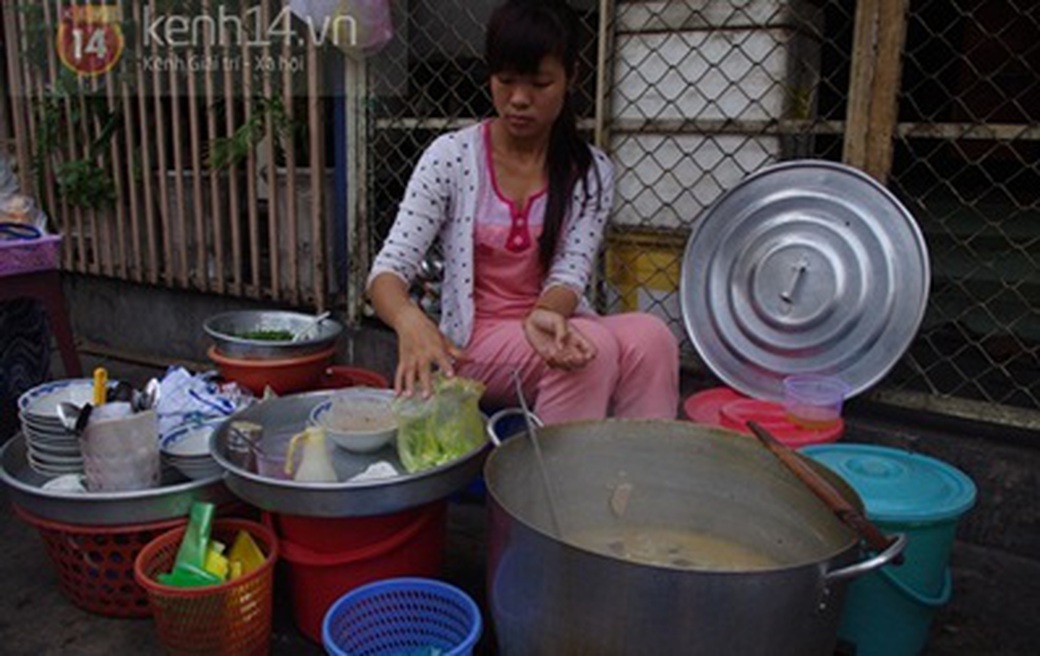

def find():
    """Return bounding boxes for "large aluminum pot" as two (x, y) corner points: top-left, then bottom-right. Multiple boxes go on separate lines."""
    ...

(484, 418), (904, 656)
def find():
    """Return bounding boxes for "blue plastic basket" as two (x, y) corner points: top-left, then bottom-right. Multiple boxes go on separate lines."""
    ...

(322, 577), (482, 656)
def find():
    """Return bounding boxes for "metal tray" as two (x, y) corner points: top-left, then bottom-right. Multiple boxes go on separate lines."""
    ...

(209, 390), (488, 517)
(0, 434), (233, 525)
(681, 160), (930, 401)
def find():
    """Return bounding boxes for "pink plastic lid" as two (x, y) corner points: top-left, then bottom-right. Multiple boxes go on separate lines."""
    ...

(720, 398), (843, 447)
(684, 387), (843, 447)
(683, 387), (744, 424)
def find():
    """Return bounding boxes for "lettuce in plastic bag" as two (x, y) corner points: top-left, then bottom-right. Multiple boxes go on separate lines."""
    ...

(392, 376), (486, 473)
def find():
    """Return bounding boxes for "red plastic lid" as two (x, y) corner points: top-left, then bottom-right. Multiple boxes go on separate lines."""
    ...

(685, 387), (843, 447)
(683, 387), (744, 424)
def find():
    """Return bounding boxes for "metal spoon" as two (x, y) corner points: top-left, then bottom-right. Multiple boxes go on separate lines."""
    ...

(57, 401), (93, 435)
(291, 311), (331, 342)
(56, 402), (82, 432)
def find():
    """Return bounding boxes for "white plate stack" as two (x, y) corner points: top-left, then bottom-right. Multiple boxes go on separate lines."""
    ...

(17, 379), (104, 476)
(160, 423), (223, 480)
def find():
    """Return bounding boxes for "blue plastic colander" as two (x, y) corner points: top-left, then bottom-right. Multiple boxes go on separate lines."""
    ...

(322, 577), (482, 656)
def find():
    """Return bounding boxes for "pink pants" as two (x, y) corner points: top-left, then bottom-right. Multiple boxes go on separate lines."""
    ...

(458, 312), (680, 424)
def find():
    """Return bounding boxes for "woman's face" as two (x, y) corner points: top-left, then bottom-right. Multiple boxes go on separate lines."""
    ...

(491, 55), (569, 142)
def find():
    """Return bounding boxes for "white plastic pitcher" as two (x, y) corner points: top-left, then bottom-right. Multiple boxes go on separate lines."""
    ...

(285, 426), (338, 483)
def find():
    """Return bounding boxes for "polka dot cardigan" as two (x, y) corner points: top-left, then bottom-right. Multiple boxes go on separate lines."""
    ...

(367, 123), (615, 348)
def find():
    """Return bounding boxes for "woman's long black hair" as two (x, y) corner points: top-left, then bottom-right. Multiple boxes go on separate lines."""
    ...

(485, 0), (598, 271)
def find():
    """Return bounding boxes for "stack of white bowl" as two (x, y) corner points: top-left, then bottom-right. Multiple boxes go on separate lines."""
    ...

(160, 422), (223, 480)
(17, 379), (101, 476)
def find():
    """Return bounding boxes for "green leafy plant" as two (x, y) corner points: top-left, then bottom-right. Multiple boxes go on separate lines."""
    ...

(31, 78), (121, 211)
(207, 96), (297, 171)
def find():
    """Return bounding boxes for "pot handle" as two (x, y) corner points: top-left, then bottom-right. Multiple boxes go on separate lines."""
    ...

(824, 533), (908, 583)
(486, 408), (544, 447)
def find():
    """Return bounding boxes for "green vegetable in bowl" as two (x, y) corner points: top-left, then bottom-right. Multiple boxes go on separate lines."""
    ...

(392, 376), (486, 473)
(237, 329), (294, 341)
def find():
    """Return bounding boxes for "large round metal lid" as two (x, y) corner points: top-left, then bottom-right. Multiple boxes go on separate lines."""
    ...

(681, 160), (930, 401)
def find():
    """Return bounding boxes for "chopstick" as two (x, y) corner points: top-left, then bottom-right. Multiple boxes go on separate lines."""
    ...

(747, 420), (903, 564)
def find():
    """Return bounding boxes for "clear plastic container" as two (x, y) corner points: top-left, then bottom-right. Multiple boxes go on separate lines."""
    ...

(782, 375), (850, 429)
(80, 408), (161, 492)
(254, 430), (300, 480)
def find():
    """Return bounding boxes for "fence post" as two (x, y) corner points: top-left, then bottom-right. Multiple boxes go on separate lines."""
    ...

(1, 3), (31, 194)
(344, 54), (367, 325)
(844, 0), (910, 184)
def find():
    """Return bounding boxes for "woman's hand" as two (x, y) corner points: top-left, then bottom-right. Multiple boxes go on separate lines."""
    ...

(394, 305), (468, 398)
(523, 307), (597, 370)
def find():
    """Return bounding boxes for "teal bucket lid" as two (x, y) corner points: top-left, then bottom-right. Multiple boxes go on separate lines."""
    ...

(801, 444), (977, 523)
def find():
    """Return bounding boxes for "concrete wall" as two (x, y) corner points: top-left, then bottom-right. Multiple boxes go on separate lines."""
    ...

(63, 275), (398, 383)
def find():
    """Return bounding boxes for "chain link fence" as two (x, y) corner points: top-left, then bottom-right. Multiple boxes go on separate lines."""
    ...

(602, 0), (849, 355)
(359, 0), (1039, 417)
(3, 1), (1035, 417)
(882, 0), (1040, 413)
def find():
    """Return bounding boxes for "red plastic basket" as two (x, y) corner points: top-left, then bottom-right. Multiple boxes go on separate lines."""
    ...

(134, 518), (278, 656)
(13, 504), (186, 618)
(0, 234), (62, 277)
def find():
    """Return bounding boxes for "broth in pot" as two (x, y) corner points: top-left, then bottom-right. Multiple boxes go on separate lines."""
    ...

(570, 525), (780, 571)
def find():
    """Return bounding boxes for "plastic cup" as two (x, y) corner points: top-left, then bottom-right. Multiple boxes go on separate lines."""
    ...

(782, 375), (850, 429)
(254, 430), (300, 480)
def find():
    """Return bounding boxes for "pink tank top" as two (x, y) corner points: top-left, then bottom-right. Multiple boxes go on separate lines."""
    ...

(473, 122), (547, 321)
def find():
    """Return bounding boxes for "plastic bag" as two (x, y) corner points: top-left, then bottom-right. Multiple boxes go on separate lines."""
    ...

(0, 154), (48, 231)
(392, 376), (486, 474)
(290, 0), (393, 55)
(340, 0), (393, 54)
(156, 367), (255, 439)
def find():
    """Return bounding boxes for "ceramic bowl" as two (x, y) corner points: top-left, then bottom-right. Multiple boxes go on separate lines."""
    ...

(310, 388), (397, 454)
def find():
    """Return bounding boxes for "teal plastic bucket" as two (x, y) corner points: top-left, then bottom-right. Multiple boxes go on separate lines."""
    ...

(801, 444), (976, 656)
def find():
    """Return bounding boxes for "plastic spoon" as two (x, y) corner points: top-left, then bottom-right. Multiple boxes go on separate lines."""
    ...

(291, 311), (331, 342)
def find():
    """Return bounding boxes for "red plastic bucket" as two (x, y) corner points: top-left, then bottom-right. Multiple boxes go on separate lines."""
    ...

(265, 501), (448, 643)
(274, 503), (435, 553)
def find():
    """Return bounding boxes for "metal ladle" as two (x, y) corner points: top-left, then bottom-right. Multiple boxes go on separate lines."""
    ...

(512, 370), (566, 539)
(291, 311), (331, 342)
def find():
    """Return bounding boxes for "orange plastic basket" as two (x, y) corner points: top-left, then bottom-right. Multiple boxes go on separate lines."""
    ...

(134, 519), (279, 656)
(13, 504), (186, 618)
